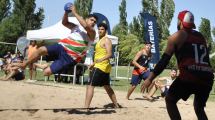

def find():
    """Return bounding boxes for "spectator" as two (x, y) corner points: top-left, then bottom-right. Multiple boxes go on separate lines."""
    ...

(24, 40), (38, 80)
(0, 53), (25, 81)
(145, 68), (177, 101)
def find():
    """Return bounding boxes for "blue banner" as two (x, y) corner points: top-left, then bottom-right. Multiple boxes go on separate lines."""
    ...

(140, 13), (160, 69)
(93, 12), (111, 35)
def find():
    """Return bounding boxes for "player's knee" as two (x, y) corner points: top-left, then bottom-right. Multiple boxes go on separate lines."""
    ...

(131, 84), (137, 88)
(38, 47), (48, 55)
(43, 71), (51, 76)
(104, 85), (113, 91)
(43, 68), (52, 76)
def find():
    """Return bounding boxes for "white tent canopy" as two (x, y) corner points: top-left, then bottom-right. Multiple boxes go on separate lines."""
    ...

(27, 17), (118, 45)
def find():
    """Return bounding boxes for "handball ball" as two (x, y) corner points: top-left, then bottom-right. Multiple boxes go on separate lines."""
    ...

(64, 2), (73, 12)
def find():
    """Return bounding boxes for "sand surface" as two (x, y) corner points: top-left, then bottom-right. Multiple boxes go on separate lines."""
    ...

(0, 80), (214, 120)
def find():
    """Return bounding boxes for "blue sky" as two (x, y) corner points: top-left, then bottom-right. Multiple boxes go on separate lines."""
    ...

(36, 0), (215, 35)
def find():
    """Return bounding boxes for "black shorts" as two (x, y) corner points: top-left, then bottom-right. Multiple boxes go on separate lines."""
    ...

(161, 87), (169, 97)
(13, 71), (25, 80)
(88, 67), (110, 86)
(167, 77), (214, 107)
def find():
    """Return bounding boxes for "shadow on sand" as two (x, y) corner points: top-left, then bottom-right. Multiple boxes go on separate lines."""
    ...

(0, 105), (126, 115)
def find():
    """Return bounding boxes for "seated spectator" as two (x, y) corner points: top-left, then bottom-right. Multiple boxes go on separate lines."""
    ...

(4, 51), (11, 59)
(0, 53), (25, 81)
(0, 58), (4, 70)
(4, 51), (12, 64)
(144, 68), (177, 100)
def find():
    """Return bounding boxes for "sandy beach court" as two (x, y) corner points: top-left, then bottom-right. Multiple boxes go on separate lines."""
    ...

(0, 80), (214, 120)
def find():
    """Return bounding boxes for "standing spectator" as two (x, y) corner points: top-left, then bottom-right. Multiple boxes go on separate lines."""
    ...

(24, 40), (38, 80)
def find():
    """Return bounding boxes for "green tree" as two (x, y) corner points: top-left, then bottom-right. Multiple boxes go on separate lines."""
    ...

(141, 0), (175, 41)
(129, 17), (140, 37)
(129, 16), (144, 43)
(0, 0), (44, 55)
(112, 24), (127, 65)
(0, 0), (11, 22)
(160, 0), (175, 39)
(112, 24), (121, 36)
(112, 0), (129, 65)
(0, 17), (17, 56)
(74, 0), (93, 18)
(114, 0), (175, 65)
(158, 0), (175, 67)
(119, 34), (142, 64)
(119, 0), (128, 35)
(210, 27), (215, 69)
(199, 18), (213, 53)
(212, 27), (215, 38)
(12, 0), (44, 33)
(198, 18), (215, 70)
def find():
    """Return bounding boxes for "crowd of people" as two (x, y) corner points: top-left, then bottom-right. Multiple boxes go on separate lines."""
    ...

(0, 3), (214, 120)
(0, 50), (86, 84)
(0, 52), (25, 81)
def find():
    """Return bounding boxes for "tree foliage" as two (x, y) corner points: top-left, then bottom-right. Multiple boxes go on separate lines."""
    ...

(141, 0), (175, 41)
(119, 0), (128, 35)
(112, 0), (176, 65)
(160, 0), (175, 39)
(199, 18), (213, 53)
(116, 0), (175, 65)
(0, 0), (11, 22)
(112, 24), (127, 65)
(12, 0), (44, 35)
(198, 18), (215, 70)
(212, 27), (215, 38)
(112, 0), (129, 65)
(118, 34), (144, 65)
(210, 27), (215, 69)
(129, 17), (141, 39)
(0, 0), (44, 56)
(74, 0), (93, 18)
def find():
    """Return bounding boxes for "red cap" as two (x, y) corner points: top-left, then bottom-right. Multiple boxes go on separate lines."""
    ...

(178, 10), (196, 29)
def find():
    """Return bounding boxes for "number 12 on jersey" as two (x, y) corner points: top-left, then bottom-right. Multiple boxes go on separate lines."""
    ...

(192, 44), (208, 65)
